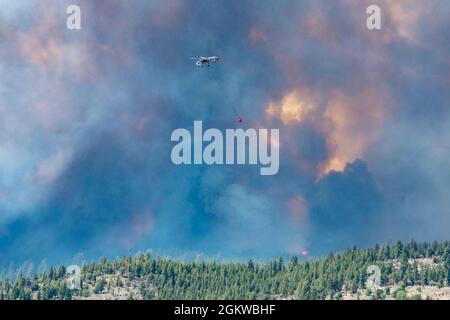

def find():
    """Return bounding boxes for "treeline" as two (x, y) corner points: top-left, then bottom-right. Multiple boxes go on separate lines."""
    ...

(0, 240), (449, 300)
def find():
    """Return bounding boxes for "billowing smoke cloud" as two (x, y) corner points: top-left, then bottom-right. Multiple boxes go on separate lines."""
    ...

(1, 0), (450, 266)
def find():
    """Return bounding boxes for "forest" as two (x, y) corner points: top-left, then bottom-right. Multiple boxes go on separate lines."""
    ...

(0, 240), (449, 300)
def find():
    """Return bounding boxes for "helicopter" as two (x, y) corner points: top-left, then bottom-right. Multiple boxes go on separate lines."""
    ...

(190, 56), (220, 67)
(190, 56), (243, 124)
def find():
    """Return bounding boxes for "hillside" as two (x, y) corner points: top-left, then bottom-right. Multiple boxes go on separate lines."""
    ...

(1, 241), (449, 300)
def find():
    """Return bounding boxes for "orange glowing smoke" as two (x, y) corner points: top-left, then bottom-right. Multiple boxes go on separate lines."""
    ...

(266, 90), (313, 125)
(318, 91), (385, 177)
(265, 88), (386, 178)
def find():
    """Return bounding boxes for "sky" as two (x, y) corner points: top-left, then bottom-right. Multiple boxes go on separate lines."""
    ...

(0, 0), (450, 270)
